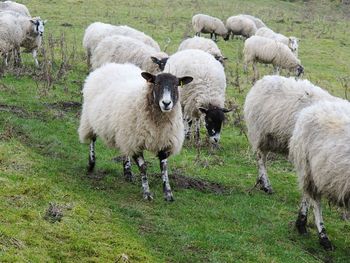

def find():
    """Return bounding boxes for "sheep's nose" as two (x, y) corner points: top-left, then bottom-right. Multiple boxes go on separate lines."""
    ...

(162, 100), (171, 107)
(213, 137), (218, 143)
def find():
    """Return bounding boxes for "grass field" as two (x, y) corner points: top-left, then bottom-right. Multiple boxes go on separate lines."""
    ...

(1, 0), (350, 262)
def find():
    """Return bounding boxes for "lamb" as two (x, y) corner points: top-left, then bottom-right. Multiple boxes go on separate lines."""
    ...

(82, 22), (161, 67)
(164, 49), (230, 144)
(78, 63), (193, 201)
(290, 100), (350, 250)
(240, 14), (266, 29)
(0, 1), (30, 17)
(226, 15), (257, 39)
(243, 36), (303, 82)
(0, 11), (46, 67)
(91, 35), (168, 73)
(177, 36), (226, 65)
(255, 27), (299, 56)
(192, 14), (229, 41)
(244, 75), (337, 194)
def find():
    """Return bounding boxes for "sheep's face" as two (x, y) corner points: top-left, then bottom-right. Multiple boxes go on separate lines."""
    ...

(151, 57), (169, 71)
(141, 72), (193, 113)
(199, 106), (231, 143)
(288, 37), (299, 53)
(30, 18), (46, 36)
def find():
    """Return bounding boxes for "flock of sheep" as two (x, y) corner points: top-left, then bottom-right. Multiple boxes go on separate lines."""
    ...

(1, 1), (349, 253)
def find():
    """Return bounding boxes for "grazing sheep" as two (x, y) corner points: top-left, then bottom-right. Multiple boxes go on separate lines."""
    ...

(255, 27), (299, 56)
(91, 35), (168, 73)
(192, 14), (229, 41)
(226, 15), (257, 39)
(0, 11), (23, 66)
(0, 11), (46, 67)
(244, 75), (337, 193)
(78, 63), (193, 201)
(177, 36), (226, 65)
(243, 36), (303, 82)
(83, 22), (161, 67)
(240, 14), (266, 29)
(0, 1), (30, 17)
(164, 49), (230, 144)
(290, 100), (350, 250)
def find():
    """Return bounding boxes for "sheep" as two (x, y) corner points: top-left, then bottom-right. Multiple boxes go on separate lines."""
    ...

(192, 14), (229, 41)
(177, 36), (227, 65)
(82, 22), (161, 67)
(255, 27), (299, 56)
(164, 49), (230, 144)
(90, 35), (168, 73)
(240, 14), (266, 29)
(226, 15), (257, 39)
(244, 75), (337, 194)
(290, 100), (350, 250)
(0, 11), (23, 66)
(0, 1), (30, 17)
(78, 63), (193, 201)
(243, 36), (303, 82)
(0, 11), (46, 67)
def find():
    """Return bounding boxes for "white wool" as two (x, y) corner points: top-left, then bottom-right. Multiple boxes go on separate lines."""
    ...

(192, 14), (228, 37)
(0, 12), (24, 57)
(91, 35), (168, 73)
(164, 49), (226, 120)
(79, 63), (184, 157)
(226, 15), (257, 38)
(0, 1), (30, 16)
(240, 14), (266, 29)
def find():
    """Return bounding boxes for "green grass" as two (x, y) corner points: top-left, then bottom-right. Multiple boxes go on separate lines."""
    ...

(1, 0), (350, 262)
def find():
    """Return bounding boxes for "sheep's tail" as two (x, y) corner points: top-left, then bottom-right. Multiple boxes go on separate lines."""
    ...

(163, 37), (171, 53)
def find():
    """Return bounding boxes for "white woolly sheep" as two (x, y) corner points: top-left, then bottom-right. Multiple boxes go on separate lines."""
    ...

(0, 11), (23, 66)
(192, 14), (229, 41)
(82, 22), (161, 67)
(244, 75), (337, 194)
(290, 100), (350, 251)
(164, 49), (230, 144)
(255, 27), (299, 56)
(78, 63), (193, 201)
(0, 1), (30, 17)
(226, 15), (257, 39)
(243, 36), (303, 82)
(91, 35), (168, 73)
(240, 14), (266, 29)
(0, 11), (46, 67)
(177, 36), (226, 65)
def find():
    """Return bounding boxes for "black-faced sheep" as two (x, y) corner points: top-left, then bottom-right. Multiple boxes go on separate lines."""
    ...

(78, 63), (193, 201)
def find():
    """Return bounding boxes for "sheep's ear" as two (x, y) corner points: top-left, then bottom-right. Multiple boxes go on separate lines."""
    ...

(151, 56), (161, 65)
(178, 76), (193, 86)
(43, 20), (48, 25)
(222, 108), (232, 113)
(29, 19), (36, 25)
(141, 72), (155, 83)
(223, 57), (228, 60)
(199, 107), (208, 114)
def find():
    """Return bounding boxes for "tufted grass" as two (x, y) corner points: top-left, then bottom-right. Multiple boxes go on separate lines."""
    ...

(0, 0), (350, 262)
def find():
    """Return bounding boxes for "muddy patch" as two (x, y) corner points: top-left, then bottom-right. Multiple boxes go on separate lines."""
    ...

(45, 101), (81, 112)
(0, 104), (30, 118)
(170, 170), (228, 194)
(44, 202), (73, 223)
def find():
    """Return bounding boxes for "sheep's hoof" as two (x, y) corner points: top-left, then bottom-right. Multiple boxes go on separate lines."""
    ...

(256, 179), (273, 194)
(295, 215), (308, 235)
(143, 192), (153, 201)
(124, 172), (134, 182)
(319, 234), (333, 251)
(164, 191), (174, 202)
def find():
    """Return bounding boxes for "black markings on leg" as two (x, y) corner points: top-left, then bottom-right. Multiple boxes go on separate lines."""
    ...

(185, 118), (193, 139)
(133, 154), (152, 201)
(256, 150), (273, 194)
(296, 196), (309, 234)
(158, 150), (174, 202)
(123, 156), (133, 182)
(87, 136), (96, 173)
(194, 119), (200, 143)
(319, 227), (333, 251)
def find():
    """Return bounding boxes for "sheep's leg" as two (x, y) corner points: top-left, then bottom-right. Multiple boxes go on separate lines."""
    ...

(184, 118), (193, 139)
(256, 150), (273, 194)
(195, 32), (200, 37)
(313, 197), (333, 250)
(295, 194), (310, 234)
(194, 118), (200, 143)
(273, 65), (280, 75)
(123, 156), (133, 182)
(32, 49), (39, 67)
(87, 136), (96, 173)
(158, 150), (174, 202)
(87, 48), (91, 69)
(252, 62), (259, 83)
(133, 154), (153, 201)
